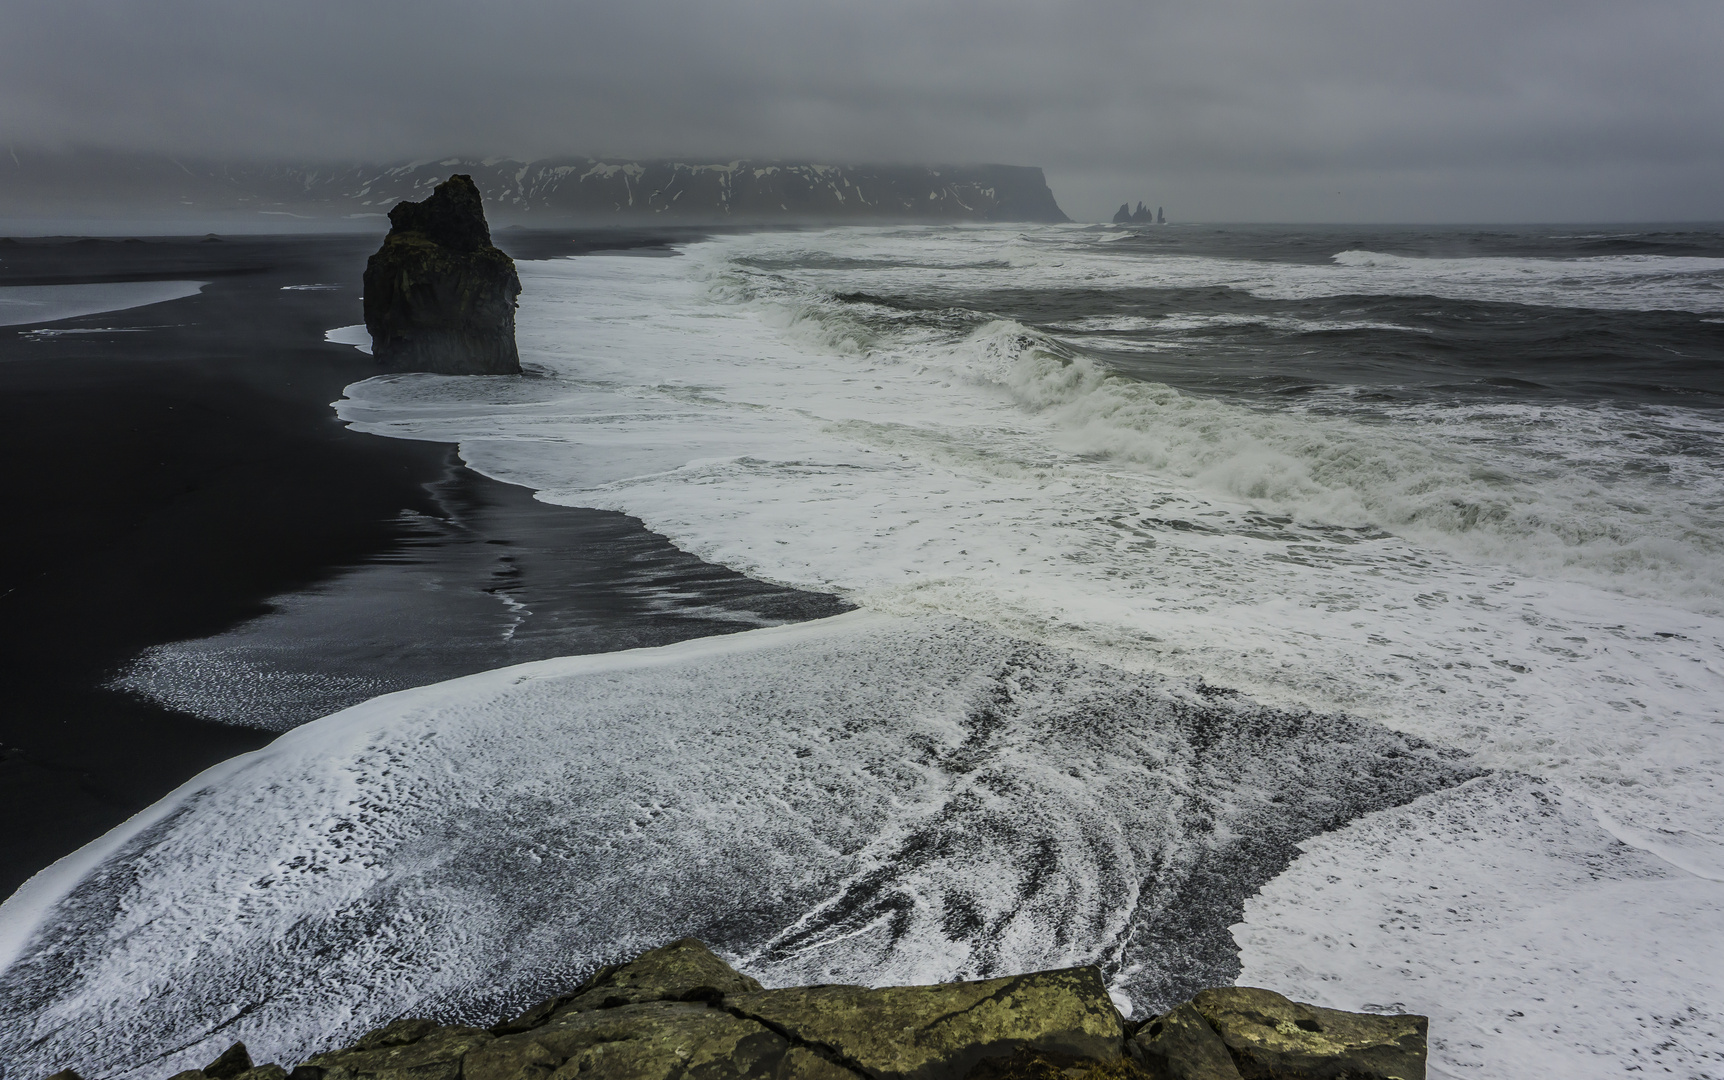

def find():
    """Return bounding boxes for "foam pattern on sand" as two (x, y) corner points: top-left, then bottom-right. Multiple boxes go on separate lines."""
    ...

(0, 613), (1473, 1079)
(1236, 775), (1724, 1078)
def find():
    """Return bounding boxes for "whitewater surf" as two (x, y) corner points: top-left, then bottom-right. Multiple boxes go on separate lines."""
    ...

(4, 223), (1720, 1079)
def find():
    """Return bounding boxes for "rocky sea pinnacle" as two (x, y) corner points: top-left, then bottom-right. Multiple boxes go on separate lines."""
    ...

(362, 174), (522, 375)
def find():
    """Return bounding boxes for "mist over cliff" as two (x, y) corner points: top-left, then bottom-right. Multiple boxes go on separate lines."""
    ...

(0, 149), (1067, 227)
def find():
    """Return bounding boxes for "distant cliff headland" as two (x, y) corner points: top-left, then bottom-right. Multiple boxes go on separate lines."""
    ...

(0, 148), (1067, 225)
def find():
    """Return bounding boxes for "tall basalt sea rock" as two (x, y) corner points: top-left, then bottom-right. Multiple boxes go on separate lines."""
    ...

(362, 174), (522, 375)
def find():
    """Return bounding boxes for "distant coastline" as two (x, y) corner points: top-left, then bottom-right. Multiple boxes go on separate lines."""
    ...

(0, 148), (1068, 226)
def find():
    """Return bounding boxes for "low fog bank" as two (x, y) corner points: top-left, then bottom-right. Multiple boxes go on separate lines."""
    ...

(5, 0), (1721, 223)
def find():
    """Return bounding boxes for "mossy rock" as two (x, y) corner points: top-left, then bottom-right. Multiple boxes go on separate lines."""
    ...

(302, 1022), (494, 1080)
(1189, 988), (1426, 1080)
(45, 939), (1430, 1080)
(1127, 1003), (1242, 1080)
(470, 1000), (852, 1080)
(496, 937), (764, 1033)
(725, 965), (1126, 1080)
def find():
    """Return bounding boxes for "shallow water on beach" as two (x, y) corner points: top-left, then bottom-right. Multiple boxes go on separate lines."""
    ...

(109, 463), (849, 729)
(0, 279), (205, 328)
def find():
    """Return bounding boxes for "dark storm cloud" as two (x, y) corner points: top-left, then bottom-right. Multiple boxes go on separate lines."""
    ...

(3, 0), (1720, 220)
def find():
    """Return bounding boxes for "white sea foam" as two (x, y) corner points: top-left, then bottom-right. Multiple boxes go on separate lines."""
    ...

(333, 231), (1723, 1074)
(324, 323), (372, 354)
(0, 614), (1471, 1078)
(19, 326), (154, 338)
(0, 279), (206, 327)
(333, 241), (1723, 816)
(731, 226), (1724, 313)
(4, 227), (1720, 1078)
(1236, 776), (1724, 1079)
(1047, 313), (1434, 336)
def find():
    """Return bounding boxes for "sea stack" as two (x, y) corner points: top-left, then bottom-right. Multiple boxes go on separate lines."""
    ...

(362, 174), (522, 375)
(1112, 201), (1159, 225)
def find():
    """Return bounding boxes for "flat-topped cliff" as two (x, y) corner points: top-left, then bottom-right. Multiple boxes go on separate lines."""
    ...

(0, 149), (1068, 224)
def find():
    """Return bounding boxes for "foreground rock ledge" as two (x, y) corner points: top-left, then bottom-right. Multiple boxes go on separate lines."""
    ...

(44, 938), (1427, 1080)
(361, 172), (522, 375)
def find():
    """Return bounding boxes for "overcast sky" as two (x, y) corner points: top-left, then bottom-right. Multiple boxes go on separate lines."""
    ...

(4, 0), (1721, 222)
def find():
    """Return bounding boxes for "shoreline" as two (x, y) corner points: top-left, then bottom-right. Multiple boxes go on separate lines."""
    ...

(0, 229), (845, 900)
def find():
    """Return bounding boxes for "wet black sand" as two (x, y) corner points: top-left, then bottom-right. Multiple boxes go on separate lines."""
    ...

(0, 231), (846, 899)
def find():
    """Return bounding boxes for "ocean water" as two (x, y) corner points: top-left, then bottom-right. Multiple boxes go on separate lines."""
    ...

(0, 280), (205, 329)
(2, 224), (1721, 1079)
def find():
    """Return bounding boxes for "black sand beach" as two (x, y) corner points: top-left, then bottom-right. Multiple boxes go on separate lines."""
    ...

(0, 231), (845, 899)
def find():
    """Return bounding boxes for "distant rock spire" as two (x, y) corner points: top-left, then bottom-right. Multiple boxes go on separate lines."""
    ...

(1112, 199), (1163, 226)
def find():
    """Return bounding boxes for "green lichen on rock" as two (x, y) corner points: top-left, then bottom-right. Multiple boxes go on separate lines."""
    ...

(301, 1022), (495, 1080)
(724, 966), (1125, 1080)
(495, 936), (766, 1034)
(42, 940), (1428, 1080)
(1188, 988), (1426, 1080)
(472, 999), (853, 1080)
(1128, 1003), (1242, 1080)
(361, 173), (522, 375)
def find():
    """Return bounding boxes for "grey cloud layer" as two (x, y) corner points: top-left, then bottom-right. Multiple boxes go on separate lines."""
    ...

(4, 0), (1720, 220)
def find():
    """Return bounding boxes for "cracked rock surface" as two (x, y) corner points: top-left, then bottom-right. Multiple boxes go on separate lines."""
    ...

(723, 966), (1125, 1079)
(1182, 988), (1426, 1080)
(44, 939), (1426, 1080)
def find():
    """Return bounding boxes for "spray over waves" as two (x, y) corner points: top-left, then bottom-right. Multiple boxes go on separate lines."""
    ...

(720, 241), (1724, 607)
(1325, 248), (1724, 311)
(726, 227), (1724, 313)
(975, 323), (1724, 602)
(321, 235), (1724, 840)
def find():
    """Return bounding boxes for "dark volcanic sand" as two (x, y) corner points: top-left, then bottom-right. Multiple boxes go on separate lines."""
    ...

(0, 231), (848, 900)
